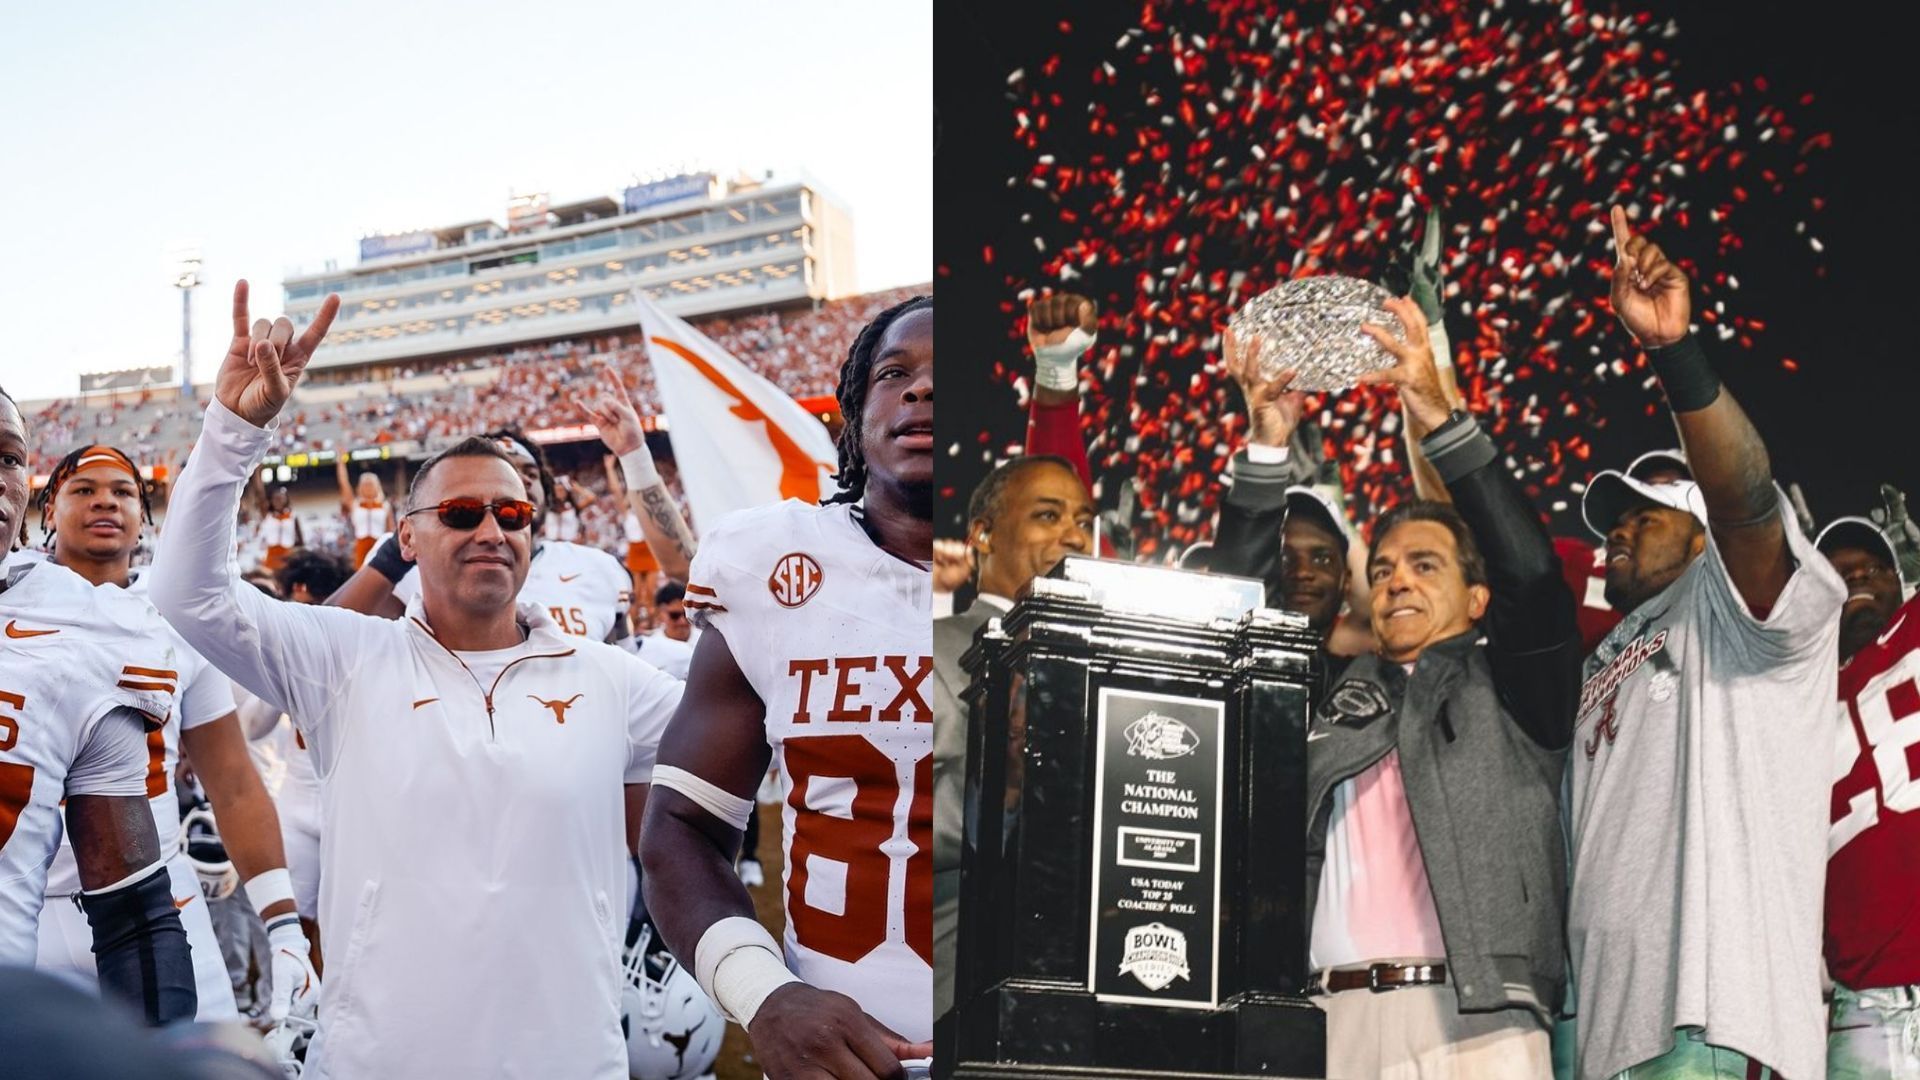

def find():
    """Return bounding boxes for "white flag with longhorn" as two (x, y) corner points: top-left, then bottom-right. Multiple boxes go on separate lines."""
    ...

(627, 289), (839, 532)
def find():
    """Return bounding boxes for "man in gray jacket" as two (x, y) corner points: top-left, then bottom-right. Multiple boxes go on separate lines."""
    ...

(1269, 296), (1582, 1078)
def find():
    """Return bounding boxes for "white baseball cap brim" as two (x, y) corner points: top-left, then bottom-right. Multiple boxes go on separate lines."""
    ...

(1582, 470), (1708, 540)
(1815, 516), (1900, 573)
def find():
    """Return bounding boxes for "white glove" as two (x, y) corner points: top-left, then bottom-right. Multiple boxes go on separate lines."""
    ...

(267, 916), (321, 1023)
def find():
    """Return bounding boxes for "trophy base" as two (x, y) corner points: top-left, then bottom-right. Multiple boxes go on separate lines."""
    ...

(948, 979), (1324, 1078)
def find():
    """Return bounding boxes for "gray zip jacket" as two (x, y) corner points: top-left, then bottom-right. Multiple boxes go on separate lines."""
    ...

(1297, 416), (1582, 1021)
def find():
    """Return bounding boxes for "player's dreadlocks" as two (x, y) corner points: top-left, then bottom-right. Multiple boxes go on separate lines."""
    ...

(825, 295), (932, 506)
(36, 444), (154, 551)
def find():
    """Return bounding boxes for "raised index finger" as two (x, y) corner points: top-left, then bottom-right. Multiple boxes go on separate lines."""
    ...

(232, 280), (251, 339)
(1609, 206), (1634, 262)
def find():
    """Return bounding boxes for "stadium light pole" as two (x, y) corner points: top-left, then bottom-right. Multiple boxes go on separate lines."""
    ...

(173, 250), (202, 397)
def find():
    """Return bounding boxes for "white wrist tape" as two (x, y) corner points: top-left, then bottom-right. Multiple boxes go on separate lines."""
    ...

(246, 868), (296, 917)
(82, 859), (167, 896)
(619, 448), (661, 490)
(694, 916), (801, 1027)
(1032, 327), (1094, 393)
(1245, 442), (1291, 465)
(653, 765), (754, 830)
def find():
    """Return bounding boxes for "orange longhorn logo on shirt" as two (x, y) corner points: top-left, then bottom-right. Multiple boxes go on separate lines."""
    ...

(529, 694), (583, 724)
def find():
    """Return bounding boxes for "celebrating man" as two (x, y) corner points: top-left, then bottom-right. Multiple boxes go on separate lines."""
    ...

(152, 282), (684, 1079)
(641, 296), (934, 1079)
(1564, 210), (1844, 1080)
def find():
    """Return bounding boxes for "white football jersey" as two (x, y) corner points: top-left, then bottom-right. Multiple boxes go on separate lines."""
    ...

(685, 500), (933, 1042)
(394, 539), (630, 642)
(35, 571), (237, 897)
(0, 555), (176, 965)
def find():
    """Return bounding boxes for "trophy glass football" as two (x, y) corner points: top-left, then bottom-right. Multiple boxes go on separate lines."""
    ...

(1228, 275), (1405, 392)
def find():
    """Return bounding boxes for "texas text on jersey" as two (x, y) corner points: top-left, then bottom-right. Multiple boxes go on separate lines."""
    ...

(0, 554), (176, 965)
(1829, 589), (1920, 989)
(685, 499), (933, 1043)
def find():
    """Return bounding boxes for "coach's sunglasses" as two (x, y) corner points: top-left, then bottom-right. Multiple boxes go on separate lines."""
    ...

(404, 497), (537, 532)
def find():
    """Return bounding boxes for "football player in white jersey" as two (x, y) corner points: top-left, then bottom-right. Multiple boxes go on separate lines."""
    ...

(641, 296), (934, 1078)
(152, 282), (685, 1079)
(28, 443), (319, 1025)
(0, 387), (196, 1024)
(335, 457), (392, 569)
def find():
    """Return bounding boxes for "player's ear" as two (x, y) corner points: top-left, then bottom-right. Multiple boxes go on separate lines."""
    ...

(969, 520), (992, 556)
(398, 516), (417, 561)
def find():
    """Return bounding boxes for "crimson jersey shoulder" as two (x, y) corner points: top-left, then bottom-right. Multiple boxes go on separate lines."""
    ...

(1840, 591), (1920, 698)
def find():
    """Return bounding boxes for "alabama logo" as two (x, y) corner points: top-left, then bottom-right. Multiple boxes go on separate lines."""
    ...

(1124, 713), (1200, 760)
(1118, 922), (1192, 991)
(768, 552), (824, 608)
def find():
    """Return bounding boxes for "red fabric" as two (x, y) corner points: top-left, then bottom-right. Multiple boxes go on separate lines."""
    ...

(1827, 591), (1920, 990)
(1026, 397), (1093, 493)
(1555, 536), (1622, 653)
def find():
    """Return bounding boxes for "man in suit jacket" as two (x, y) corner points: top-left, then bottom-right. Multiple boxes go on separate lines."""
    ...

(933, 454), (1095, 1019)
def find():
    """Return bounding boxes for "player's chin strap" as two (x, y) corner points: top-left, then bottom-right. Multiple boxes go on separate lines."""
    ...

(652, 765), (753, 831)
(693, 916), (800, 1028)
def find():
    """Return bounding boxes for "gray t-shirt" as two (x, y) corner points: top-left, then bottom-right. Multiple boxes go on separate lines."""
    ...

(1567, 508), (1843, 1080)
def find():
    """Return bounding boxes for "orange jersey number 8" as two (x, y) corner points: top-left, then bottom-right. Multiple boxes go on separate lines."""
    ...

(783, 736), (933, 967)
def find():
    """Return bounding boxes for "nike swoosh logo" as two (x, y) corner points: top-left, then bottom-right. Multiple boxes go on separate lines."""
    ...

(558, 573), (581, 583)
(413, 697), (439, 710)
(173, 896), (193, 909)
(4, 620), (58, 638)
(1306, 731), (1334, 742)
(1878, 612), (1909, 648)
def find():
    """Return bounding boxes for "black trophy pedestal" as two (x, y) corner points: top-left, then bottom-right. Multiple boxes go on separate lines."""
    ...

(941, 557), (1326, 1079)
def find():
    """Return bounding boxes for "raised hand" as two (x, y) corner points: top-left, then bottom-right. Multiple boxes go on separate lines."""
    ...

(1027, 293), (1097, 398)
(582, 363), (646, 457)
(1608, 206), (1690, 348)
(1222, 327), (1305, 449)
(1358, 296), (1451, 432)
(932, 537), (973, 595)
(215, 281), (340, 428)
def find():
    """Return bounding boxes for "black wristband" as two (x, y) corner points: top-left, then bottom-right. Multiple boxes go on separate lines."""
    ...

(1646, 333), (1722, 413)
(367, 533), (413, 584)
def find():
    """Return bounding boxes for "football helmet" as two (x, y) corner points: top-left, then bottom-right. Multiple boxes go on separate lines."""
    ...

(181, 803), (239, 900)
(621, 918), (723, 1080)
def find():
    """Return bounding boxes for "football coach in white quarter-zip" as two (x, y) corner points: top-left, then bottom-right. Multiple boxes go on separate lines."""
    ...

(152, 282), (684, 1080)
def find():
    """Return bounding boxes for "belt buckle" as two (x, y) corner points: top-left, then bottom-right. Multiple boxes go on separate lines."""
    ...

(1368, 964), (1391, 993)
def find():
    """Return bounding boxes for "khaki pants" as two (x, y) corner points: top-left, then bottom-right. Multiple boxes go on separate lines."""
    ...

(1315, 980), (1551, 1079)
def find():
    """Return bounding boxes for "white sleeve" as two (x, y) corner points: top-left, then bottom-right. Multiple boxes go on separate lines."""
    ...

(65, 707), (151, 798)
(624, 653), (685, 783)
(1699, 492), (1847, 667)
(175, 653), (238, 731)
(391, 565), (421, 607)
(150, 400), (385, 740)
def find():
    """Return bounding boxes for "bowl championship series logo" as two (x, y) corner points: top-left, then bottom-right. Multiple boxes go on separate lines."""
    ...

(1118, 921), (1193, 991)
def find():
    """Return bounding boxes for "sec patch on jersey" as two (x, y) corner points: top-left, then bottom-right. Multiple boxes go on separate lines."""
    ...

(768, 552), (824, 609)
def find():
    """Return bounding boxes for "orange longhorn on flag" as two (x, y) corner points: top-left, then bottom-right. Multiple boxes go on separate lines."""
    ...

(649, 336), (828, 503)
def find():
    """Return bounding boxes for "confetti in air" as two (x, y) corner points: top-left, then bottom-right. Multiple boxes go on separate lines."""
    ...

(981, 0), (1829, 559)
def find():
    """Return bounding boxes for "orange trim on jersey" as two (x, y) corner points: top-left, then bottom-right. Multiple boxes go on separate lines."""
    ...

(118, 680), (178, 693)
(122, 666), (179, 680)
(683, 600), (728, 613)
(685, 583), (718, 597)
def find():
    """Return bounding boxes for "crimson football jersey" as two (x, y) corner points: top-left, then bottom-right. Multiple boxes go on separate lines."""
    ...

(1828, 590), (1920, 989)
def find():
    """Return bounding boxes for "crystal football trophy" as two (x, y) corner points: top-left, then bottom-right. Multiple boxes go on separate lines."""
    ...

(1228, 275), (1405, 392)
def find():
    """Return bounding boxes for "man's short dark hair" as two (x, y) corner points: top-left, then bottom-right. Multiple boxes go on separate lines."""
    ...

(274, 547), (351, 602)
(1370, 499), (1489, 588)
(409, 437), (520, 509)
(966, 455), (1079, 529)
(655, 581), (686, 605)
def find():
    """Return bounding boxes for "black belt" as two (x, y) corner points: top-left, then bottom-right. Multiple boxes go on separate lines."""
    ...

(1315, 961), (1448, 994)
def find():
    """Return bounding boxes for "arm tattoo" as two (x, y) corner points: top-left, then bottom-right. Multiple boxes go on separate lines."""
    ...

(639, 485), (696, 561)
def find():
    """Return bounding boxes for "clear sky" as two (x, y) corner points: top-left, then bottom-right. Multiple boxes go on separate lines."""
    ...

(0, 0), (930, 402)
